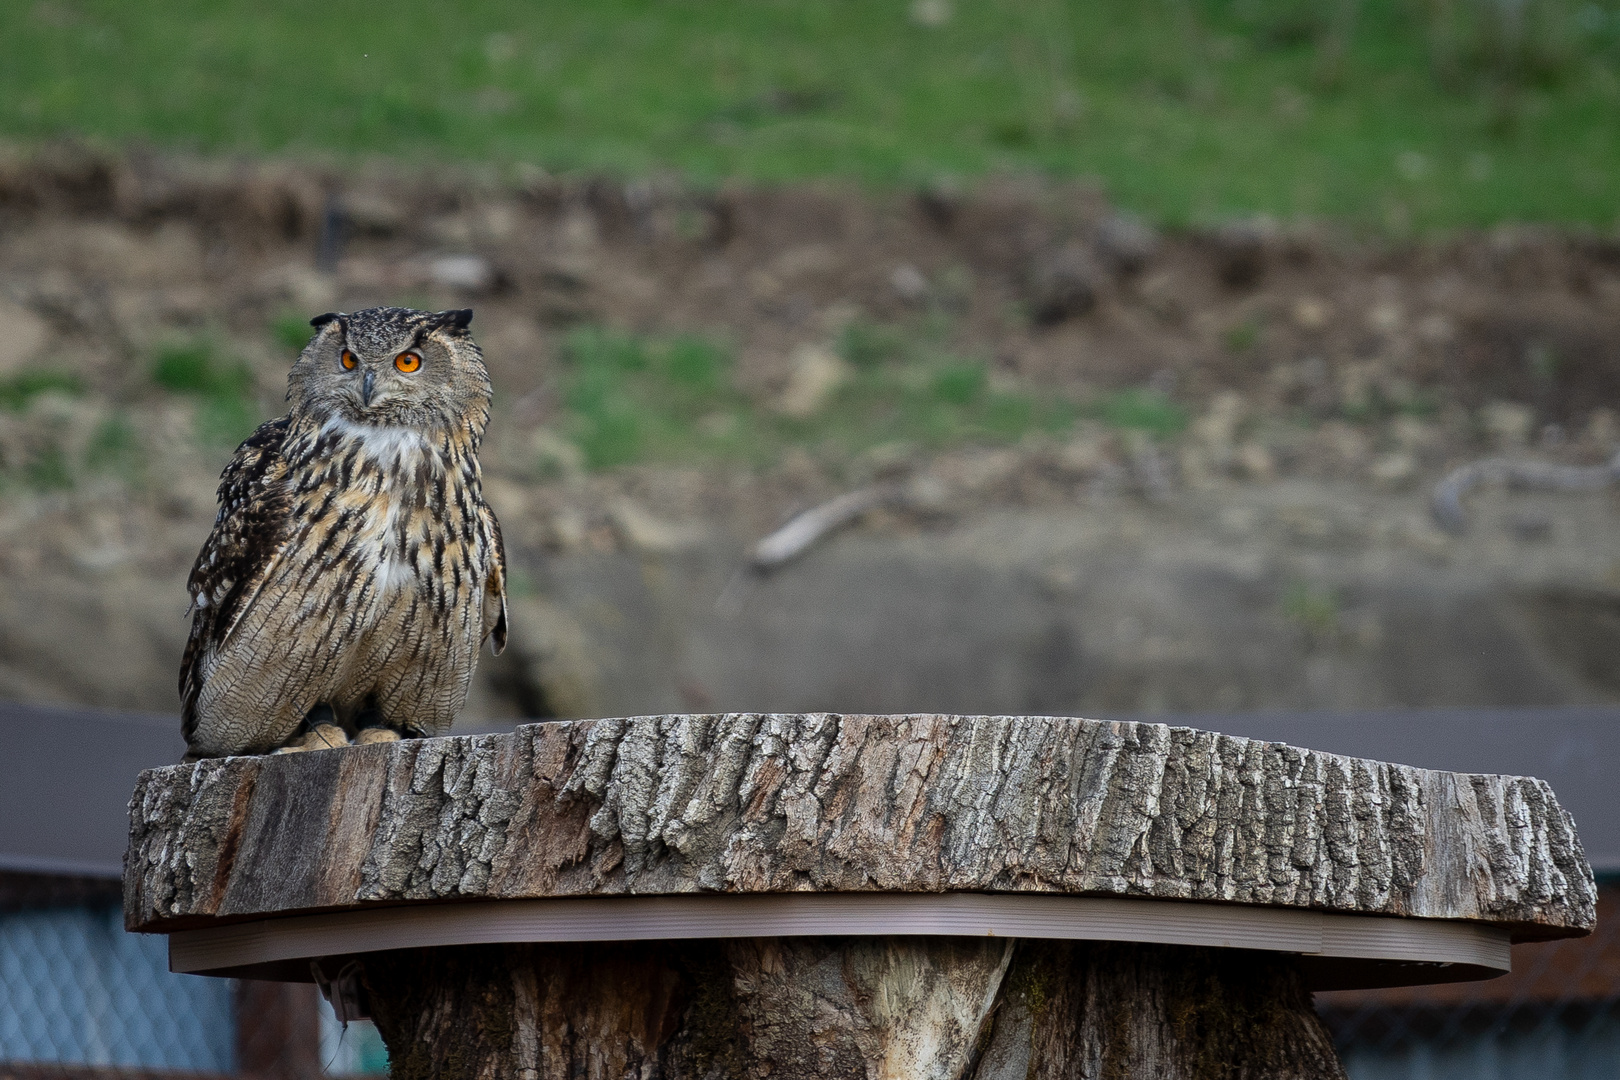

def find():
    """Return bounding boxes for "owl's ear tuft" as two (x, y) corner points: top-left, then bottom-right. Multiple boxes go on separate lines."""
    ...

(435, 308), (474, 332)
(310, 312), (342, 328)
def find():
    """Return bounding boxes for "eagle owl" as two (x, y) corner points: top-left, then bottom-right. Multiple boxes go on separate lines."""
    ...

(180, 306), (507, 759)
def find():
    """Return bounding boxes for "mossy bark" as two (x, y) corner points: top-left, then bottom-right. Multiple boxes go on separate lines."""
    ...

(360, 938), (1346, 1080)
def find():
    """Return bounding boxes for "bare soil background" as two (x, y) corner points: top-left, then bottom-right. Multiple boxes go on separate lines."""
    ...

(3, 146), (1620, 727)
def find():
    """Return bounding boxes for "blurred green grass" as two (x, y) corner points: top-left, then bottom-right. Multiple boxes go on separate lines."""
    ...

(550, 320), (1178, 472)
(0, 370), (83, 412)
(0, 369), (143, 492)
(5, 0), (1620, 227)
(151, 339), (263, 446)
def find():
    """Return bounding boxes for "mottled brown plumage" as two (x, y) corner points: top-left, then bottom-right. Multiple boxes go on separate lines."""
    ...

(181, 307), (506, 759)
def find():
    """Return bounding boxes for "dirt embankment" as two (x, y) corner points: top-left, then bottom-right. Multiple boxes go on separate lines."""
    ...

(3, 145), (1620, 722)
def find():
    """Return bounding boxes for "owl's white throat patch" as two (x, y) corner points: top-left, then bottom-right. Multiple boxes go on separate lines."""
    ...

(323, 416), (432, 471)
(317, 416), (446, 598)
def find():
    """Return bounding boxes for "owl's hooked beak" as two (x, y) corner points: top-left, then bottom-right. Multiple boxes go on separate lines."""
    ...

(361, 369), (377, 406)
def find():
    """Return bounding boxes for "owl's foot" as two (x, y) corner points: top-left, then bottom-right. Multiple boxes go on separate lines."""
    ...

(274, 723), (352, 753)
(353, 704), (408, 745)
(274, 707), (352, 754)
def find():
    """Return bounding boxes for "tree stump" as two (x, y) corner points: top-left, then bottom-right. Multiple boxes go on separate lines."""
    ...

(124, 714), (1596, 1079)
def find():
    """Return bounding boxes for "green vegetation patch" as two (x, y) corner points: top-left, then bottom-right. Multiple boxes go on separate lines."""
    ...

(152, 340), (253, 397)
(0, 372), (144, 493)
(4, 0), (1620, 226)
(1089, 387), (1188, 438)
(151, 339), (262, 445)
(22, 443), (72, 492)
(818, 354), (1075, 452)
(83, 412), (140, 479)
(562, 327), (754, 469)
(271, 313), (317, 354)
(0, 370), (82, 411)
(556, 319), (1182, 471)
(1283, 581), (1341, 636)
(838, 320), (909, 370)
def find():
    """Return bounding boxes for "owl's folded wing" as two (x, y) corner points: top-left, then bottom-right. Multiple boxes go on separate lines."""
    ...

(180, 417), (294, 739)
(481, 501), (508, 655)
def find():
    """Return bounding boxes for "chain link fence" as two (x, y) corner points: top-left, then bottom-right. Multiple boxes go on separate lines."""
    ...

(2, 870), (1614, 1078)
(0, 872), (384, 1079)
(1319, 879), (1620, 1079)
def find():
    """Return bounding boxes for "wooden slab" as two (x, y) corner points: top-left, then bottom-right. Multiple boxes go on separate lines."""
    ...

(124, 714), (1597, 938)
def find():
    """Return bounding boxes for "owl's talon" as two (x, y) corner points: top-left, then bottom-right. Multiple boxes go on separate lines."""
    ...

(275, 722), (352, 753)
(310, 722), (351, 749)
(355, 727), (402, 745)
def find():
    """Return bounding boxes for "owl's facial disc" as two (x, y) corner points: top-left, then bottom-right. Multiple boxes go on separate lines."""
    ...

(290, 306), (489, 433)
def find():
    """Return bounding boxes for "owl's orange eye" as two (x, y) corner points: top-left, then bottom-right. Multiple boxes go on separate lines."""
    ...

(340, 350), (357, 371)
(394, 352), (422, 373)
